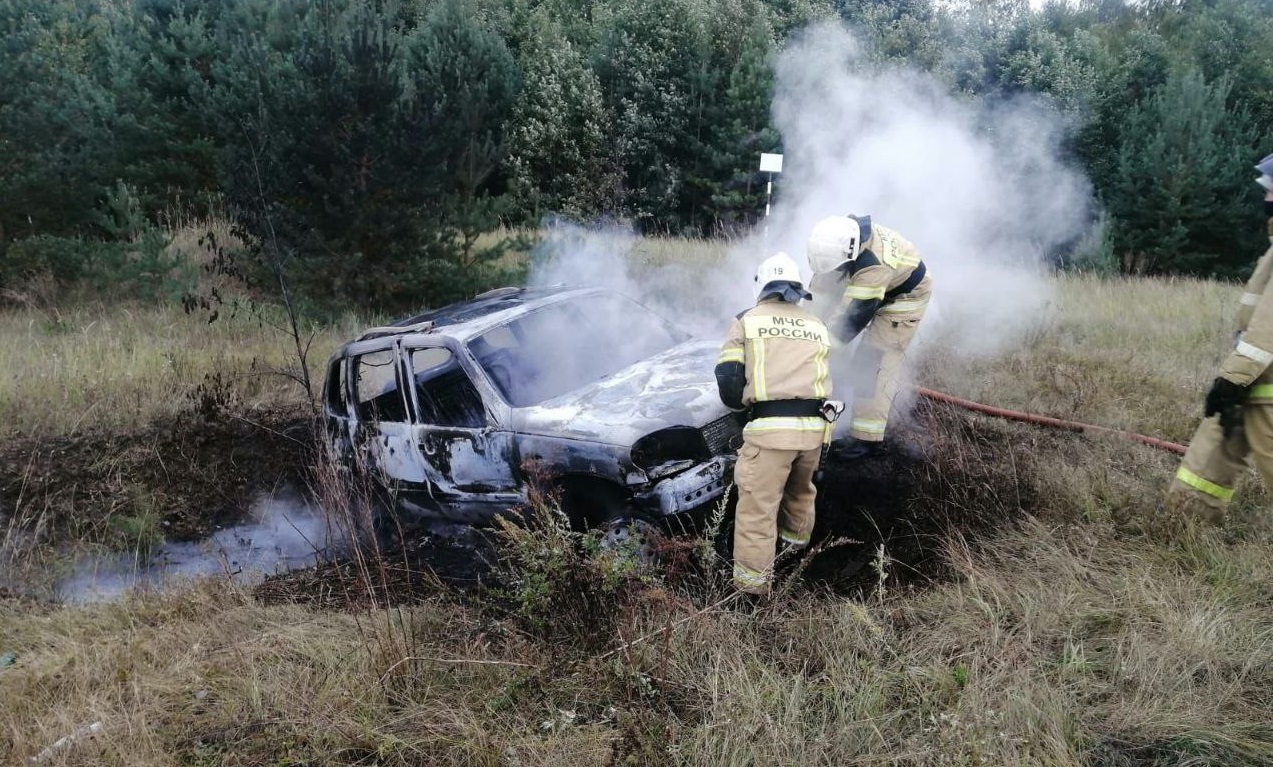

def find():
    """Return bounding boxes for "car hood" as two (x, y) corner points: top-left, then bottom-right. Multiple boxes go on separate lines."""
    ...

(511, 340), (727, 446)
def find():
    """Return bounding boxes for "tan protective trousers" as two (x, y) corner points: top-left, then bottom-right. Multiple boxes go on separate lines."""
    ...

(1165, 405), (1273, 524)
(848, 278), (931, 442)
(732, 439), (821, 594)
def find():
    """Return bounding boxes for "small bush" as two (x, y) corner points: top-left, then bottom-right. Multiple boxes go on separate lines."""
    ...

(493, 490), (655, 653)
(1, 235), (97, 286)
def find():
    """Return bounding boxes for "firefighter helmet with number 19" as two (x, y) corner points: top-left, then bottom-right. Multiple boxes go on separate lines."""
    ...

(753, 252), (811, 301)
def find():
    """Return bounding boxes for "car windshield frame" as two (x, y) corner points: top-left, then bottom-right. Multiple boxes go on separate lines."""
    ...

(466, 293), (689, 407)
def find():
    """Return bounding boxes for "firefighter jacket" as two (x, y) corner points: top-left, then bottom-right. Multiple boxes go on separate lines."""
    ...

(809, 217), (929, 344)
(715, 297), (832, 451)
(1222, 216), (1273, 403)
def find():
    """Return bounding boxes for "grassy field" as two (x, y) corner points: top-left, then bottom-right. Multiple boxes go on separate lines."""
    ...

(919, 273), (1237, 444)
(0, 296), (374, 438)
(3, 265), (1273, 766)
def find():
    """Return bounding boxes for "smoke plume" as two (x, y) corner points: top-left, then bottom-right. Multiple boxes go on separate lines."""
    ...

(768, 22), (1091, 355)
(54, 489), (341, 603)
(529, 20), (1092, 403)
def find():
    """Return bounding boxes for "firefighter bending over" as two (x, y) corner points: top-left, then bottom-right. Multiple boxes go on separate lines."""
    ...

(1165, 153), (1273, 525)
(806, 214), (933, 459)
(715, 252), (841, 596)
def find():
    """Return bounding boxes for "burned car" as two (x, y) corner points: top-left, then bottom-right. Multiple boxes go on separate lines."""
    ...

(322, 286), (742, 531)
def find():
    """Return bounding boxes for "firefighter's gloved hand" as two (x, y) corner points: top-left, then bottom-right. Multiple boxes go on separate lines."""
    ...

(1204, 377), (1246, 417)
(1204, 377), (1247, 437)
(1219, 405), (1244, 439)
(820, 400), (845, 423)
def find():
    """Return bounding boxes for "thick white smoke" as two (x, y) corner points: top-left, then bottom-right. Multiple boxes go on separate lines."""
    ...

(530, 22), (1089, 354)
(768, 22), (1091, 356)
(527, 21), (1091, 423)
(527, 222), (756, 340)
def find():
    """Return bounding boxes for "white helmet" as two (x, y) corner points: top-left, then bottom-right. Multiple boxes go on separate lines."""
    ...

(753, 252), (808, 299)
(807, 215), (862, 273)
(1255, 153), (1273, 190)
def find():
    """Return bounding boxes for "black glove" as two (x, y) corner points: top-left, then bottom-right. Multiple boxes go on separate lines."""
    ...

(1204, 377), (1247, 437)
(836, 298), (880, 344)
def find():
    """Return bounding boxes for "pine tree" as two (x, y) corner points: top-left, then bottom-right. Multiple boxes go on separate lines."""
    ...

(591, 0), (709, 230)
(101, 0), (222, 220)
(696, 5), (780, 234)
(409, 0), (522, 267)
(198, 0), (525, 311)
(1107, 69), (1266, 276)
(0, 0), (116, 245)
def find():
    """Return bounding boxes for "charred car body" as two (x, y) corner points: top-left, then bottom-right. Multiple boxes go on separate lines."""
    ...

(322, 286), (742, 529)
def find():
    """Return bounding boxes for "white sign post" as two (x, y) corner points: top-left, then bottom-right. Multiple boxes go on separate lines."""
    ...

(758, 153), (783, 238)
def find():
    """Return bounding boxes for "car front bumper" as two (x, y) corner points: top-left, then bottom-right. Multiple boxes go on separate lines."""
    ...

(638, 455), (734, 516)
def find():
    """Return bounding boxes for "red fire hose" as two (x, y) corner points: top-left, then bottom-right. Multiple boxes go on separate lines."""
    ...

(915, 387), (1188, 456)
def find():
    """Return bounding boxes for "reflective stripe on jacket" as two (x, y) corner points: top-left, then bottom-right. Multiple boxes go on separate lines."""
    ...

(809, 223), (928, 335)
(1222, 221), (1273, 388)
(717, 298), (832, 450)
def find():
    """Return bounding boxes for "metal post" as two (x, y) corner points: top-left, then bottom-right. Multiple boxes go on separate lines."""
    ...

(764, 173), (773, 238)
(758, 153), (783, 243)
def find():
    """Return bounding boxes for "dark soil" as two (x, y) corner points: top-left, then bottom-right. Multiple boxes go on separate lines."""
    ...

(803, 396), (1041, 594)
(0, 405), (317, 544)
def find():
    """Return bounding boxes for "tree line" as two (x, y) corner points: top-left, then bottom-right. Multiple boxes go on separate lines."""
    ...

(2, 0), (1271, 311)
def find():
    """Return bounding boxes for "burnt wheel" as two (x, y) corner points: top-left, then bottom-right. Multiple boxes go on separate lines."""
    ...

(596, 514), (660, 566)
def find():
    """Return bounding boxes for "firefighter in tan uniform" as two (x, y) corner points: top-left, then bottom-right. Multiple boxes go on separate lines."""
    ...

(1165, 153), (1273, 524)
(715, 253), (840, 595)
(805, 215), (932, 458)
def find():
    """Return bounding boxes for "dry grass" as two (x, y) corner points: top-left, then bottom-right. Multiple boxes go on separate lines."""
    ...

(3, 521), (1269, 765)
(627, 235), (734, 268)
(3, 265), (1273, 765)
(0, 302), (363, 437)
(920, 272), (1238, 443)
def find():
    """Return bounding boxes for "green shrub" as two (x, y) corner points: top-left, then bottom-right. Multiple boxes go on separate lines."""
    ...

(492, 493), (654, 653)
(1, 236), (96, 286)
(0, 234), (194, 303)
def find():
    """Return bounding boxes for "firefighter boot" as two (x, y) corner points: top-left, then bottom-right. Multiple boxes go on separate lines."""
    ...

(830, 437), (884, 460)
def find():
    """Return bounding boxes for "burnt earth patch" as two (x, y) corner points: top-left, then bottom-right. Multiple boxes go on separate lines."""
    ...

(252, 521), (498, 609)
(0, 405), (316, 546)
(803, 397), (1044, 594)
(258, 398), (1056, 611)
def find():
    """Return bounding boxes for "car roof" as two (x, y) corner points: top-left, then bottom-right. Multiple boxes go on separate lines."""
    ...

(348, 285), (602, 345)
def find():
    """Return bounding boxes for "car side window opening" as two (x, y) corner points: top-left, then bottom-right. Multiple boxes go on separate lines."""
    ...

(468, 325), (521, 399)
(408, 347), (486, 428)
(354, 349), (407, 422)
(325, 358), (349, 418)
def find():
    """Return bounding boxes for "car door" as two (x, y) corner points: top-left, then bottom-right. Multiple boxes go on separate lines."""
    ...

(348, 340), (437, 486)
(404, 342), (520, 500)
(323, 351), (355, 463)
